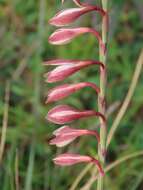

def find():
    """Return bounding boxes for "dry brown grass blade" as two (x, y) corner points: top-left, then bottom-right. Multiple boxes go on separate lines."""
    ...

(0, 81), (10, 163)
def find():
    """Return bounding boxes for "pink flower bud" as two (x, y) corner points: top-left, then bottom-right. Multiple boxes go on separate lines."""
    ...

(48, 27), (105, 53)
(47, 105), (105, 124)
(49, 126), (100, 147)
(44, 64), (81, 83)
(43, 59), (104, 68)
(53, 153), (104, 176)
(49, 6), (105, 27)
(46, 82), (100, 103)
(44, 59), (104, 83)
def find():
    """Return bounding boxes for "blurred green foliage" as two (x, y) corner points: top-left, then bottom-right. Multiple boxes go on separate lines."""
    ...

(0, 0), (143, 189)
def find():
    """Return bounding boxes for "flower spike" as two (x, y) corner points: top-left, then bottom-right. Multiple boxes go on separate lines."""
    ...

(46, 0), (108, 181)
(47, 105), (106, 124)
(53, 153), (104, 176)
(46, 82), (100, 103)
(49, 126), (100, 147)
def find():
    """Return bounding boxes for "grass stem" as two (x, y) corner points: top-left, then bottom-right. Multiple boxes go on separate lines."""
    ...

(97, 0), (108, 189)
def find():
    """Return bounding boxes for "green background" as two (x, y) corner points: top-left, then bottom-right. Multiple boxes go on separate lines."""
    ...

(0, 0), (143, 189)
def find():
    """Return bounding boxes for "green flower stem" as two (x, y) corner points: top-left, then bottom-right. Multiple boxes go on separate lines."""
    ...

(97, 0), (108, 189)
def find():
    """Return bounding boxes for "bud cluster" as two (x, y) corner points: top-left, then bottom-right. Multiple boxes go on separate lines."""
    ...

(45, 0), (107, 177)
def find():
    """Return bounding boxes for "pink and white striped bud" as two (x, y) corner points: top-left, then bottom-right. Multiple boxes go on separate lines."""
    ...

(44, 64), (82, 83)
(49, 126), (100, 147)
(44, 59), (104, 83)
(48, 27), (105, 53)
(53, 153), (104, 176)
(49, 6), (105, 27)
(46, 82), (100, 103)
(47, 105), (105, 124)
(44, 59), (104, 68)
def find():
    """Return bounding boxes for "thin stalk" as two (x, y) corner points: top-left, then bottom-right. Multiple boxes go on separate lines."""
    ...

(107, 49), (143, 147)
(80, 150), (143, 190)
(24, 143), (35, 190)
(97, 0), (108, 189)
(69, 102), (120, 190)
(15, 149), (20, 190)
(69, 163), (92, 190)
(0, 81), (10, 164)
